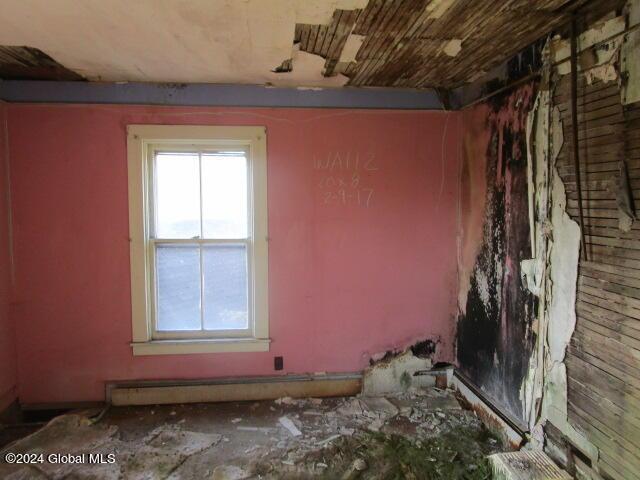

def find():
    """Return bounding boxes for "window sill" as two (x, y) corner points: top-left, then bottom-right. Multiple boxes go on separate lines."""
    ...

(131, 338), (271, 356)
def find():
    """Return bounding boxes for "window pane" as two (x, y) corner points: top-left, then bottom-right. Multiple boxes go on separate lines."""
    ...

(156, 244), (201, 331)
(202, 155), (248, 239)
(203, 245), (248, 330)
(155, 153), (200, 239)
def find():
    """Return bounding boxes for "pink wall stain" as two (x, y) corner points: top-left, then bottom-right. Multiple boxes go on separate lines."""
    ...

(0, 102), (18, 411)
(7, 105), (461, 404)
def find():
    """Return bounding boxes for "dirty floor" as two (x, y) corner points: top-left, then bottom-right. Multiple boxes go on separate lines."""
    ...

(0, 387), (504, 479)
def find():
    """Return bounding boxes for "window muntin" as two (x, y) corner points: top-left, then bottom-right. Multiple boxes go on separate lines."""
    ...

(149, 147), (252, 339)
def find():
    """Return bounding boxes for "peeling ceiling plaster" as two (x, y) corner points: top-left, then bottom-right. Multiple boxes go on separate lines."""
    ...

(0, 0), (366, 87)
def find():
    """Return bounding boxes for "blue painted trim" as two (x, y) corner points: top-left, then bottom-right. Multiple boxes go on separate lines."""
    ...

(0, 81), (443, 110)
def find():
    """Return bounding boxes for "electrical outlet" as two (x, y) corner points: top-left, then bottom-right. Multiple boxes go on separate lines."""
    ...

(274, 356), (283, 371)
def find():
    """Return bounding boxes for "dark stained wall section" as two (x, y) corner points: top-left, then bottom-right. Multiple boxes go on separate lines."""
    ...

(456, 83), (538, 423)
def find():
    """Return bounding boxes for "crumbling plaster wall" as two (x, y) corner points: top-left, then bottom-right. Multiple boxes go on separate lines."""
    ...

(528, 4), (640, 477)
(458, 1), (640, 476)
(0, 101), (17, 413)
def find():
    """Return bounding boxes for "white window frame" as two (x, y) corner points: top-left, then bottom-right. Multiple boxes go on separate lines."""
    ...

(127, 125), (269, 355)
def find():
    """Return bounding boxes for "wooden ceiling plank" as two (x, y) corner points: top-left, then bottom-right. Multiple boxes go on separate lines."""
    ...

(324, 9), (361, 77)
(365, 0), (435, 87)
(320, 10), (344, 59)
(351, 0), (413, 86)
(353, 0), (386, 36)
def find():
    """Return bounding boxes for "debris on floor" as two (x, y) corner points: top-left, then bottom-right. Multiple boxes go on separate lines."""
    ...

(0, 387), (505, 479)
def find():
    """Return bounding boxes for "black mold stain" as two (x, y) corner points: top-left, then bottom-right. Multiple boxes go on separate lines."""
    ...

(456, 85), (538, 422)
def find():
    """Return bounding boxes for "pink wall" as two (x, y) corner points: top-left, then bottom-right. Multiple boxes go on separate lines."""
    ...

(7, 104), (460, 404)
(0, 102), (17, 411)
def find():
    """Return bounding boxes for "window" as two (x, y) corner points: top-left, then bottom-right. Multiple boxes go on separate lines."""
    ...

(127, 126), (269, 355)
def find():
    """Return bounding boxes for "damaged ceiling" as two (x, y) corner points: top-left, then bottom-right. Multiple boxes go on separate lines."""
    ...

(0, 0), (591, 89)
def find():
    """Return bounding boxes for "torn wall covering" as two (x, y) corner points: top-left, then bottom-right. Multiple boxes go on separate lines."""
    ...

(457, 83), (539, 423)
(516, 2), (640, 478)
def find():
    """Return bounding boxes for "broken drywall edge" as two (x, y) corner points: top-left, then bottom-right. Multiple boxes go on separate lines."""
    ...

(270, 44), (350, 87)
(622, 0), (640, 104)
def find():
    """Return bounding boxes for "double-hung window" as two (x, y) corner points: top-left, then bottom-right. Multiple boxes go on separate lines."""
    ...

(127, 126), (269, 355)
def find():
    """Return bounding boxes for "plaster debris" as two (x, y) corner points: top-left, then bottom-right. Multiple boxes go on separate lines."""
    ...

(279, 416), (303, 437)
(425, 0), (456, 19)
(339, 34), (365, 63)
(443, 39), (463, 57)
(0, 388), (504, 479)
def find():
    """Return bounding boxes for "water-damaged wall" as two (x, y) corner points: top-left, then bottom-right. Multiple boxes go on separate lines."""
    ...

(456, 84), (538, 423)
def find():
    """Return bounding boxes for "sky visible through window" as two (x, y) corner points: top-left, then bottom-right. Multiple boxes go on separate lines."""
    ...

(154, 152), (249, 332)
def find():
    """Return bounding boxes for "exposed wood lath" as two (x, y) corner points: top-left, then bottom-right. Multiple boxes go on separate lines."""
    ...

(293, 0), (593, 89)
(0, 46), (83, 81)
(556, 74), (640, 480)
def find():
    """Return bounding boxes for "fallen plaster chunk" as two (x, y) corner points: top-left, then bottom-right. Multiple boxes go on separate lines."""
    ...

(237, 426), (274, 433)
(279, 416), (303, 437)
(359, 396), (399, 417)
(443, 39), (462, 57)
(367, 419), (385, 432)
(274, 396), (297, 405)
